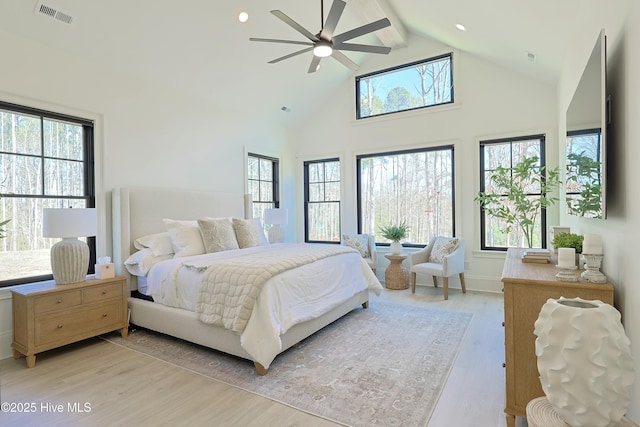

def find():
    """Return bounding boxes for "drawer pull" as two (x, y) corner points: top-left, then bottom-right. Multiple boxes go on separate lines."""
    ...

(57, 324), (63, 329)
(502, 363), (506, 368)
(102, 313), (108, 318)
(502, 321), (505, 327)
(102, 291), (107, 295)
(57, 299), (62, 303)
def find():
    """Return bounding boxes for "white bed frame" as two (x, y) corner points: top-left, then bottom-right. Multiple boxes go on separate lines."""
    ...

(112, 187), (369, 375)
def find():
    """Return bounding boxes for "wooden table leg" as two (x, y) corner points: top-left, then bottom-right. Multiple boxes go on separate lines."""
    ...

(26, 354), (36, 368)
(505, 413), (516, 427)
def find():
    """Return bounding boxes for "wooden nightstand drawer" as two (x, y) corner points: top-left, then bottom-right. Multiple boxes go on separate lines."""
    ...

(34, 301), (122, 346)
(34, 290), (82, 314)
(83, 282), (122, 303)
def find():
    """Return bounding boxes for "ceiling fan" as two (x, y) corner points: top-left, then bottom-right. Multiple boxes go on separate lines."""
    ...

(250, 0), (392, 73)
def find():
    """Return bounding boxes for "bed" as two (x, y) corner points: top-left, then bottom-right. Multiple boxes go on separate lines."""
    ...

(112, 187), (383, 375)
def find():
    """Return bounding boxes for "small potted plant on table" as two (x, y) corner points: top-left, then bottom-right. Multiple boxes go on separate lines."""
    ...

(379, 222), (409, 255)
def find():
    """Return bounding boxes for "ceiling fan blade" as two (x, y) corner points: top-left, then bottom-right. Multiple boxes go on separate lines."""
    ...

(308, 56), (322, 73)
(332, 18), (391, 44)
(268, 47), (314, 64)
(331, 50), (359, 71)
(334, 43), (391, 55)
(250, 38), (314, 47)
(319, 0), (346, 41)
(271, 10), (319, 42)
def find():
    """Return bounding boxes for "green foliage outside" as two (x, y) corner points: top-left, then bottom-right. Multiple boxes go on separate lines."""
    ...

(565, 151), (602, 218)
(475, 157), (561, 248)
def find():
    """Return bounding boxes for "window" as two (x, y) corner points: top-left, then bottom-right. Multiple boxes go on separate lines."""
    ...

(479, 135), (548, 250)
(304, 158), (340, 243)
(357, 146), (455, 246)
(247, 153), (279, 220)
(566, 129), (602, 218)
(356, 53), (453, 119)
(0, 101), (95, 288)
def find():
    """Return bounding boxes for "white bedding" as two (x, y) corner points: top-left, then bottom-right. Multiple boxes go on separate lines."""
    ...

(144, 243), (383, 368)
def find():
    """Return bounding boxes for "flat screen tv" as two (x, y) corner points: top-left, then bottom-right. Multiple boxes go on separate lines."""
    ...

(565, 29), (607, 219)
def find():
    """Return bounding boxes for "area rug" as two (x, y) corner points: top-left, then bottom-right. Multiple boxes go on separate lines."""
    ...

(102, 300), (472, 427)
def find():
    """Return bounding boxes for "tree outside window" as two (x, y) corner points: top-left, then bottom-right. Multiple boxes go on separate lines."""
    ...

(304, 158), (340, 243)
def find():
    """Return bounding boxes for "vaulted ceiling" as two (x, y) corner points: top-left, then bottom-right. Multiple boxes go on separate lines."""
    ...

(1, 0), (585, 126)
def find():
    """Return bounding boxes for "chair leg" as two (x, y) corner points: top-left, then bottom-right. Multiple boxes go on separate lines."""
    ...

(432, 276), (438, 288)
(411, 272), (417, 293)
(443, 277), (449, 300)
(460, 272), (466, 294)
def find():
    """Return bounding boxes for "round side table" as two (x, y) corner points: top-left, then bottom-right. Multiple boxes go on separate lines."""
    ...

(384, 254), (408, 290)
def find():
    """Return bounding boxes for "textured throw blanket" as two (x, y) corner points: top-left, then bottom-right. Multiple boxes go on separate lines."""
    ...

(195, 244), (358, 333)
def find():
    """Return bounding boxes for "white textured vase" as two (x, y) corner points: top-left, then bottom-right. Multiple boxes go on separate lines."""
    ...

(389, 242), (402, 255)
(534, 297), (635, 427)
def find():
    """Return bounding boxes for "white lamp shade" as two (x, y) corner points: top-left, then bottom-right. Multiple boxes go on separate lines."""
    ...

(264, 208), (288, 225)
(43, 208), (97, 238)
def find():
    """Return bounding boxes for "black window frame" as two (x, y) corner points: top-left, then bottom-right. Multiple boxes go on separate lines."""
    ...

(479, 134), (548, 251)
(303, 157), (341, 244)
(355, 53), (454, 120)
(0, 100), (96, 288)
(247, 152), (280, 219)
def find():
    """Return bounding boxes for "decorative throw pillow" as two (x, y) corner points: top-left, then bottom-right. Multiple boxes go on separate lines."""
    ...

(428, 237), (459, 263)
(198, 217), (239, 253)
(232, 218), (269, 249)
(133, 232), (174, 257)
(163, 218), (206, 258)
(342, 234), (370, 258)
(124, 248), (173, 276)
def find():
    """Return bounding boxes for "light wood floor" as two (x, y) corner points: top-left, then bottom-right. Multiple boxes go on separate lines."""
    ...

(0, 287), (528, 426)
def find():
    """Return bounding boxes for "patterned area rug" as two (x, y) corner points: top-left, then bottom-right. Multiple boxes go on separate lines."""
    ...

(103, 300), (472, 427)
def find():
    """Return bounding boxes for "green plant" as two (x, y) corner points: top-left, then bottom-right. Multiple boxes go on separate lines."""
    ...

(475, 156), (561, 248)
(379, 222), (409, 242)
(552, 232), (584, 253)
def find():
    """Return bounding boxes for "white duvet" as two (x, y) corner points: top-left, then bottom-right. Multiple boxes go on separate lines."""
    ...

(145, 243), (383, 368)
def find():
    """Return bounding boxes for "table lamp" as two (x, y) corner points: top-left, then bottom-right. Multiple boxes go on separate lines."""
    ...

(43, 207), (97, 284)
(264, 208), (288, 243)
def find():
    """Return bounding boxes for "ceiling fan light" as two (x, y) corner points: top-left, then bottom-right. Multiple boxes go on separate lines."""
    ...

(313, 42), (333, 58)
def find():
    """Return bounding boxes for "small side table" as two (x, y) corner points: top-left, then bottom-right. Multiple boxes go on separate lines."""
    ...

(526, 397), (638, 427)
(384, 254), (408, 290)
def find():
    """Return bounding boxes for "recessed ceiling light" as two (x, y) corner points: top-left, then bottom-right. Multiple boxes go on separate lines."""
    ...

(456, 23), (466, 31)
(238, 11), (249, 23)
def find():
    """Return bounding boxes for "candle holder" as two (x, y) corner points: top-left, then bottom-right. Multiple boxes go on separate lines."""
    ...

(581, 253), (607, 283)
(556, 265), (578, 282)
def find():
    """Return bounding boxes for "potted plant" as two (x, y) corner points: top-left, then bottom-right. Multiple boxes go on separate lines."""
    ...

(552, 232), (584, 253)
(475, 156), (561, 248)
(379, 222), (409, 255)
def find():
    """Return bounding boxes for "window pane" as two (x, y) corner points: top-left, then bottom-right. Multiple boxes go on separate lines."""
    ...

(309, 183), (324, 202)
(259, 159), (272, 180)
(359, 148), (454, 245)
(325, 161), (339, 181)
(0, 154), (43, 194)
(259, 182), (273, 202)
(43, 120), (83, 160)
(248, 180), (259, 202)
(307, 202), (340, 242)
(44, 159), (84, 196)
(357, 54), (453, 119)
(325, 182), (340, 201)
(308, 163), (324, 182)
(247, 157), (259, 179)
(0, 110), (41, 155)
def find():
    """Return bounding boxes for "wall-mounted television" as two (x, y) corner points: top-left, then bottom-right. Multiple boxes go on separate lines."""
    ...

(565, 29), (607, 219)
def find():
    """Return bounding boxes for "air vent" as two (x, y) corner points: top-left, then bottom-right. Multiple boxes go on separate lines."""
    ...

(34, 1), (73, 24)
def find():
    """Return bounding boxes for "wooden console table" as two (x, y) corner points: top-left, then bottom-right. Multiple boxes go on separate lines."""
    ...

(501, 248), (614, 427)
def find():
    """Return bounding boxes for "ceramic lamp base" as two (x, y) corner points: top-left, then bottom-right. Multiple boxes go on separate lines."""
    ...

(267, 224), (284, 244)
(50, 238), (89, 284)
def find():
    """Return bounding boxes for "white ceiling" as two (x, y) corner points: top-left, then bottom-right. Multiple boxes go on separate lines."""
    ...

(0, 0), (584, 126)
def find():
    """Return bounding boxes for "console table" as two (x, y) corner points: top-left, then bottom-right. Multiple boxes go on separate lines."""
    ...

(501, 248), (614, 427)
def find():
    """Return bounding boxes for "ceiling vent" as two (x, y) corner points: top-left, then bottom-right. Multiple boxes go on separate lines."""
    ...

(34, 1), (73, 24)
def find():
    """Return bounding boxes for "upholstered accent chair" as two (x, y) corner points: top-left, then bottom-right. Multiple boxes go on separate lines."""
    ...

(342, 234), (377, 274)
(409, 236), (466, 300)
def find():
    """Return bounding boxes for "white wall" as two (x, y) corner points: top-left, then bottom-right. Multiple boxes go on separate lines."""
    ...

(0, 29), (295, 359)
(556, 0), (638, 421)
(293, 34), (558, 293)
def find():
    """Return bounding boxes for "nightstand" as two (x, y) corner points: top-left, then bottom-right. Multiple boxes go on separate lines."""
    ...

(384, 254), (408, 289)
(11, 276), (129, 368)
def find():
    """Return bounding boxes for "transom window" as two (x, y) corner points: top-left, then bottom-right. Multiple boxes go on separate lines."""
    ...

(0, 101), (95, 288)
(357, 146), (455, 246)
(479, 135), (548, 250)
(247, 153), (279, 220)
(304, 158), (340, 243)
(356, 53), (453, 119)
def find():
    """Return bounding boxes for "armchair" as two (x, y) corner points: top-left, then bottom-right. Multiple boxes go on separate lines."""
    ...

(342, 234), (377, 274)
(409, 236), (466, 300)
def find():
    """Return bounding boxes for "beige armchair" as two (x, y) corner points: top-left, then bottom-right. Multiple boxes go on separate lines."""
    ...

(342, 234), (377, 274)
(409, 236), (466, 300)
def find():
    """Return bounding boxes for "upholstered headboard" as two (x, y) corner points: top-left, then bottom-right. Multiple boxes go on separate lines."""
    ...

(112, 187), (252, 289)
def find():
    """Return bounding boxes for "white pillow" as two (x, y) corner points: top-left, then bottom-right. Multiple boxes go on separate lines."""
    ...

(163, 218), (206, 258)
(124, 248), (173, 276)
(133, 232), (174, 257)
(232, 218), (269, 249)
(342, 234), (370, 258)
(428, 237), (459, 263)
(198, 217), (239, 253)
